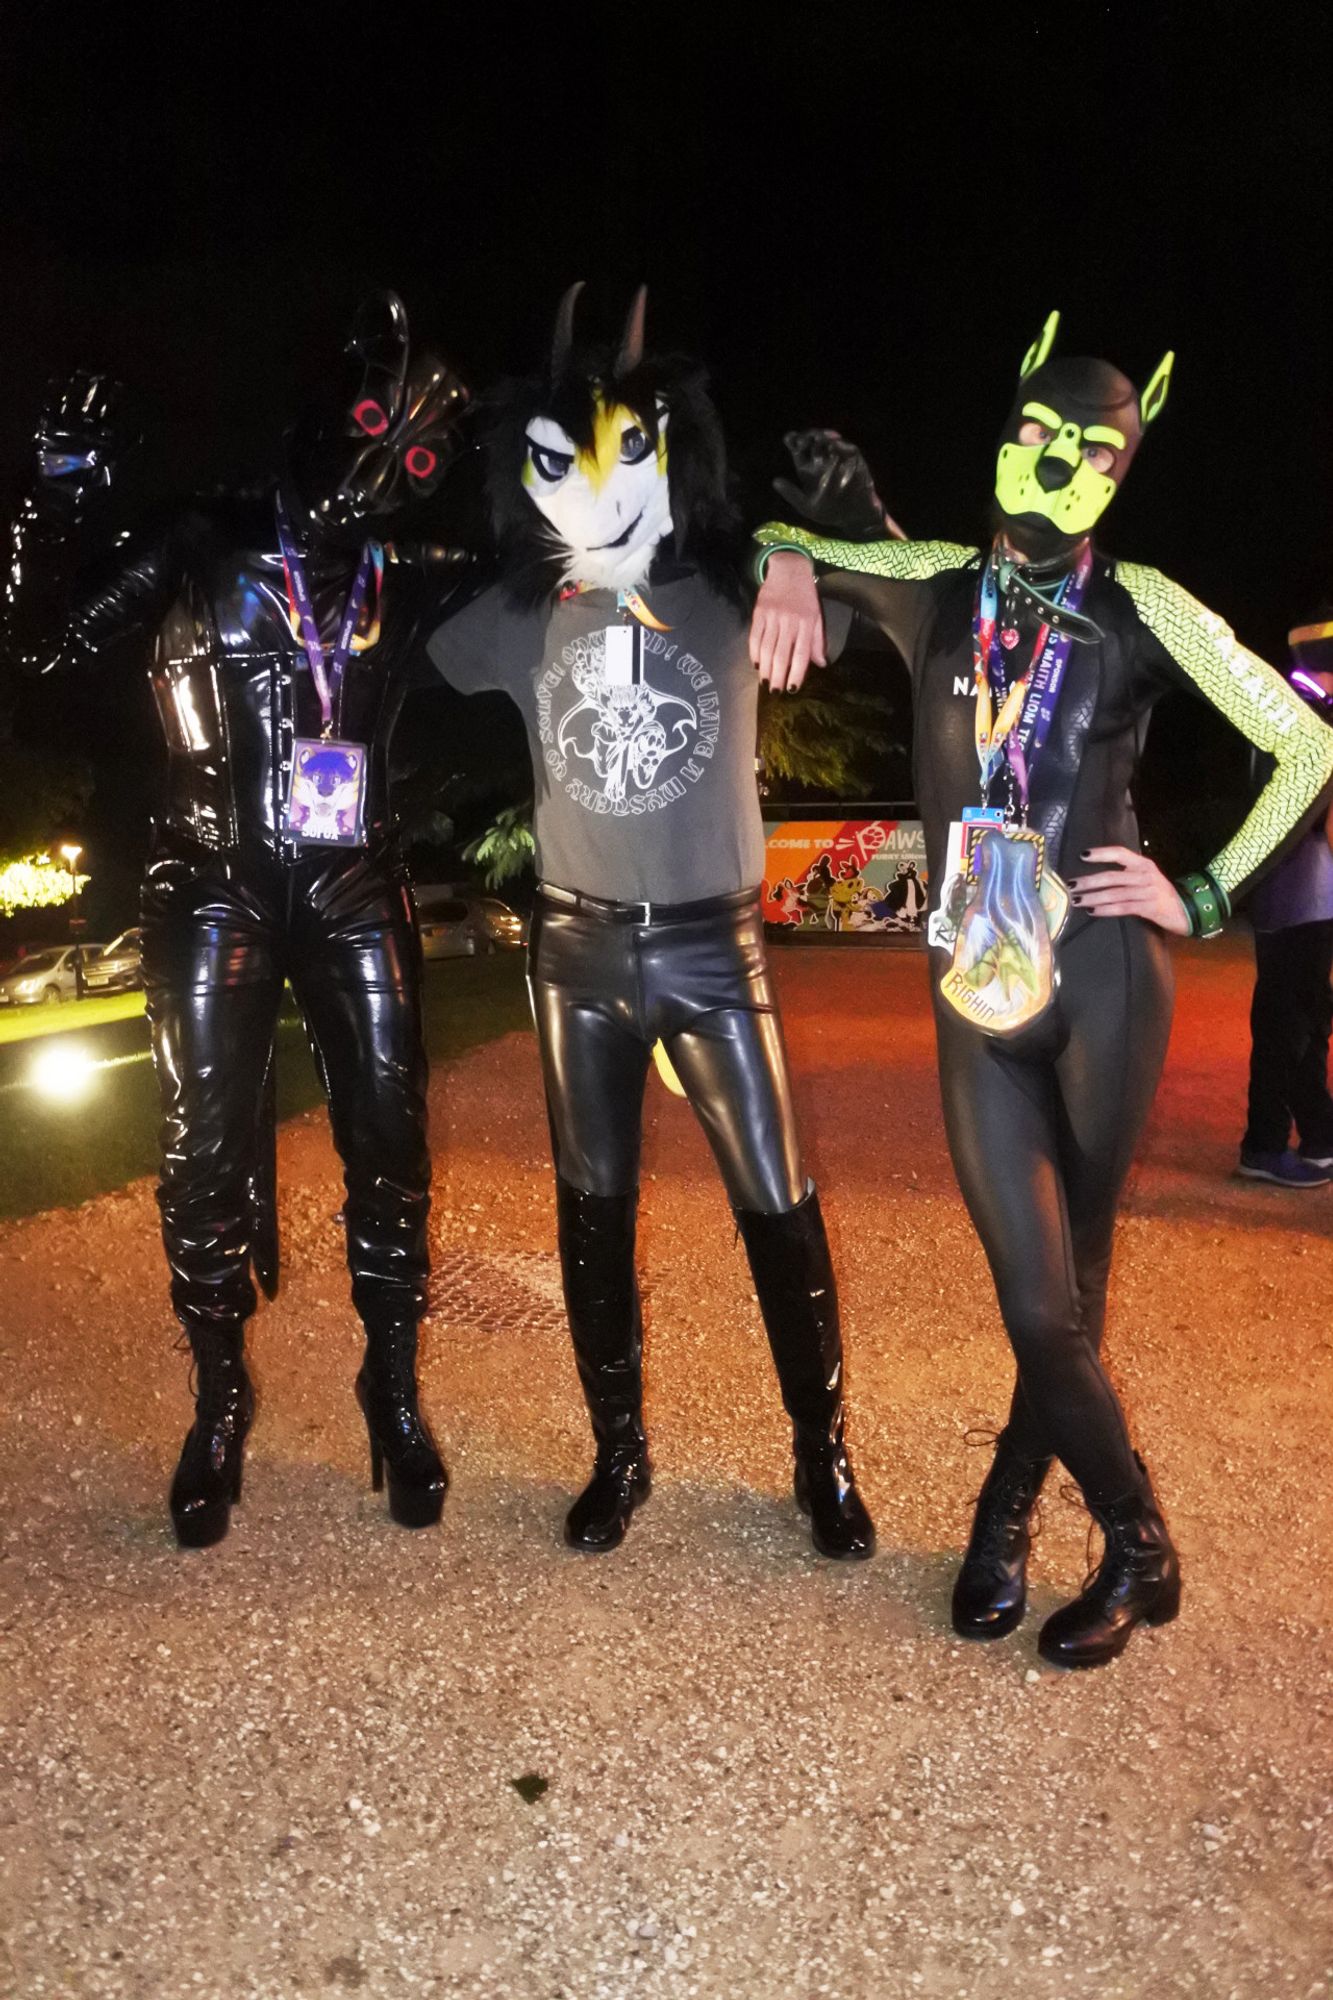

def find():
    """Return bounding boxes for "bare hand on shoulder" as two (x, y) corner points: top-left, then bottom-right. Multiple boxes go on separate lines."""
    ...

(749, 551), (826, 693)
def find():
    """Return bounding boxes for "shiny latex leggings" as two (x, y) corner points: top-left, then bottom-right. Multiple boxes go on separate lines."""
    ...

(932, 915), (1173, 1506)
(141, 842), (430, 1335)
(528, 890), (806, 1213)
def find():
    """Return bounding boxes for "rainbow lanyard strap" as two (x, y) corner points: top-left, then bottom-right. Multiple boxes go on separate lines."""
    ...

(275, 494), (384, 738)
(972, 542), (1093, 814)
(558, 581), (673, 634)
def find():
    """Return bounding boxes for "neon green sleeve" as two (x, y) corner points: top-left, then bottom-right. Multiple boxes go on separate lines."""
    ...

(1117, 561), (1333, 903)
(753, 521), (977, 582)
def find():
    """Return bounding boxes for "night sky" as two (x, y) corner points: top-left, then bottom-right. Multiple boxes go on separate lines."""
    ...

(1, 4), (1328, 893)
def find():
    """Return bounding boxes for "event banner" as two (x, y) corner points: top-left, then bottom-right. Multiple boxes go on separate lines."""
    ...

(761, 818), (928, 938)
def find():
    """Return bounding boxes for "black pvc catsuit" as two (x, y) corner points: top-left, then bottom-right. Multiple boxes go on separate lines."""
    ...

(806, 553), (1311, 1505)
(5, 490), (465, 1339)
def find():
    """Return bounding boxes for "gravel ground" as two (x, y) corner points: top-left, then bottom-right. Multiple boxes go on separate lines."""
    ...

(1, 936), (1330, 2000)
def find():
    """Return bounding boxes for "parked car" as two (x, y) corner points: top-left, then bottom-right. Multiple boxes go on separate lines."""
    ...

(0, 942), (108, 1006)
(414, 886), (527, 960)
(83, 927), (145, 993)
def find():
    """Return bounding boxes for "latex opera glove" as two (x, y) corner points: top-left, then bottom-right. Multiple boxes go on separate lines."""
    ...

(34, 372), (137, 527)
(750, 550), (826, 693)
(772, 428), (906, 542)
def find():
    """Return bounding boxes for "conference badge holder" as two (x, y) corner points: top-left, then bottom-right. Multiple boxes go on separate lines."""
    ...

(283, 737), (370, 848)
(934, 814), (1069, 1037)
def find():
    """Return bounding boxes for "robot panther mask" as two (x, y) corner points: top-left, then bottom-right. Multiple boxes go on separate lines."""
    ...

(994, 311), (1173, 561)
(286, 291), (469, 540)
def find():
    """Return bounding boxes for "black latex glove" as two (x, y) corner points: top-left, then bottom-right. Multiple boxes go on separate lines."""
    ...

(772, 428), (899, 541)
(33, 372), (138, 526)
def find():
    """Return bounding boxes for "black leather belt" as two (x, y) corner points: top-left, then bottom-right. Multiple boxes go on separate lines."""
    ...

(537, 882), (759, 926)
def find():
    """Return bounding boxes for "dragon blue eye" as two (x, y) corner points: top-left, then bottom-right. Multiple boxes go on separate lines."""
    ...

(529, 444), (572, 483)
(619, 427), (651, 465)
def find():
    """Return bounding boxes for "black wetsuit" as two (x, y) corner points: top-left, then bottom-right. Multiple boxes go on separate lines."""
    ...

(761, 533), (1333, 1506)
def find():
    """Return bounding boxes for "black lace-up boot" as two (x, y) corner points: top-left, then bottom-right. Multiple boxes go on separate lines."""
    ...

(169, 1322), (254, 1548)
(355, 1319), (448, 1529)
(1038, 1456), (1181, 1669)
(556, 1178), (652, 1552)
(735, 1189), (875, 1561)
(951, 1428), (1053, 1639)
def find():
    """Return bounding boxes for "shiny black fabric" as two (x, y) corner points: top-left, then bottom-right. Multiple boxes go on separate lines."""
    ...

(1, 313), (472, 1354)
(143, 844), (430, 1331)
(932, 915), (1174, 1506)
(10, 492), (464, 851)
(528, 890), (805, 1213)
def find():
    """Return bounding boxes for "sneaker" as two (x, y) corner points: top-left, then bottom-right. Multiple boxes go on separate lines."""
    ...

(1238, 1147), (1332, 1188)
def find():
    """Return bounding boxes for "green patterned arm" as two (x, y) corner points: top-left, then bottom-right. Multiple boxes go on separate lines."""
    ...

(1118, 561), (1333, 916)
(753, 521), (977, 583)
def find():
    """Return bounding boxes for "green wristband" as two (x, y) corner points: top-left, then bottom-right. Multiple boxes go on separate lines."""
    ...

(752, 540), (815, 586)
(1175, 870), (1230, 939)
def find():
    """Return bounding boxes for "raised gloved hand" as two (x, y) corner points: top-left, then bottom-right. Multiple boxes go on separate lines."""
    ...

(772, 428), (904, 541)
(32, 372), (137, 527)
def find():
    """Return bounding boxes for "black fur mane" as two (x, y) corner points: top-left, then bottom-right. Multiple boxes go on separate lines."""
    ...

(483, 342), (746, 610)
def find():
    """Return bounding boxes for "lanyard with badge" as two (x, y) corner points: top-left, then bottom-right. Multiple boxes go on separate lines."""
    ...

(276, 493), (384, 847)
(930, 542), (1092, 1035)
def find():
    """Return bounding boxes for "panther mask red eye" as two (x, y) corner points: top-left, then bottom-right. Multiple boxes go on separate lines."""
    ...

(353, 400), (390, 437)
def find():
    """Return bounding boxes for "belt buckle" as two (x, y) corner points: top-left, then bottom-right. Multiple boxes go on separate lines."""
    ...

(632, 899), (653, 925)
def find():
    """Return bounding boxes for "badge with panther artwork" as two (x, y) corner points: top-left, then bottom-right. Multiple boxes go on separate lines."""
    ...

(284, 737), (369, 846)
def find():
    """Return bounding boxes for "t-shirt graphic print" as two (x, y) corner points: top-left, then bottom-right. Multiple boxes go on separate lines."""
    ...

(537, 623), (720, 817)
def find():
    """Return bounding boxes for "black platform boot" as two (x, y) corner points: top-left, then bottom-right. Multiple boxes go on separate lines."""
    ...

(557, 1178), (652, 1552)
(355, 1319), (448, 1529)
(951, 1429), (1053, 1639)
(735, 1189), (875, 1561)
(169, 1322), (254, 1549)
(1038, 1457), (1181, 1670)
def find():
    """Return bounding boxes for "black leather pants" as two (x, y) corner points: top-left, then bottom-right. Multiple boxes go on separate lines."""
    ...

(932, 915), (1173, 1507)
(527, 888), (806, 1213)
(141, 840), (430, 1336)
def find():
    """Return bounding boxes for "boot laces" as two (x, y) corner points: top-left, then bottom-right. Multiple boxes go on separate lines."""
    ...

(964, 1427), (1046, 1545)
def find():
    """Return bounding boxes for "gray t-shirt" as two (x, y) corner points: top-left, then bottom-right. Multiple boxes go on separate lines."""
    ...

(426, 573), (765, 903)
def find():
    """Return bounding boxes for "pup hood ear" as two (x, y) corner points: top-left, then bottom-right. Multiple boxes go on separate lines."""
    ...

(1140, 349), (1175, 426)
(1019, 310), (1060, 381)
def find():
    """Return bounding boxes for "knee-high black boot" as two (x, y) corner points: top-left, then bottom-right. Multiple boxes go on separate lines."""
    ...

(556, 1177), (651, 1552)
(170, 1321), (254, 1549)
(951, 1428), (1053, 1639)
(1037, 1455), (1180, 1669)
(734, 1189), (875, 1561)
(355, 1319), (448, 1529)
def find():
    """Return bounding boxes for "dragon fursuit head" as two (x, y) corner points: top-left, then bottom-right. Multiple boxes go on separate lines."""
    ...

(486, 283), (742, 602)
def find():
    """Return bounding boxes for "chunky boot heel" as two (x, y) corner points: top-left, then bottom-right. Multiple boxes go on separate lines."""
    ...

(735, 1189), (877, 1563)
(951, 1430), (1052, 1640)
(793, 1446), (876, 1560)
(556, 1178), (651, 1554)
(170, 1324), (254, 1550)
(565, 1447), (652, 1552)
(356, 1320), (447, 1530)
(1038, 1457), (1180, 1670)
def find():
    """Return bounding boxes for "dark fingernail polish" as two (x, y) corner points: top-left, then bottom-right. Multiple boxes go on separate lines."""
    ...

(1071, 894), (1084, 904)
(1079, 848), (1092, 860)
